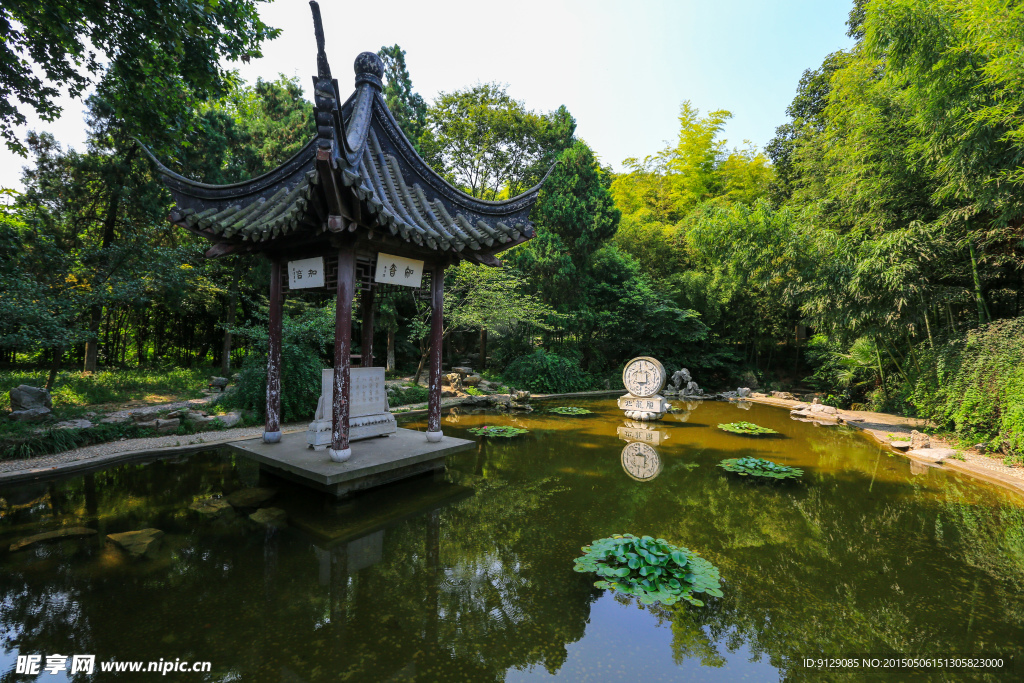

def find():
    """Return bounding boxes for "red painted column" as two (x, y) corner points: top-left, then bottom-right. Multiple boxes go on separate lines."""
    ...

(264, 257), (283, 443)
(330, 247), (355, 461)
(426, 263), (445, 442)
(360, 283), (375, 367)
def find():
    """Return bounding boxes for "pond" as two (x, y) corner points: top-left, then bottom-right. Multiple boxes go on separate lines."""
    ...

(1, 398), (1022, 681)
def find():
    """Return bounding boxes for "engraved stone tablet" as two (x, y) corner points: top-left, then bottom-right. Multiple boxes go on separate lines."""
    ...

(307, 367), (397, 450)
(617, 395), (669, 413)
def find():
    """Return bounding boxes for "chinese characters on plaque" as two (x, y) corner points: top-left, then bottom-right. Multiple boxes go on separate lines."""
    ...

(374, 253), (424, 288)
(287, 257), (325, 289)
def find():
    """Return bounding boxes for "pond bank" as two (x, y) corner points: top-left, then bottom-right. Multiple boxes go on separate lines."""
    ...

(4, 391), (1022, 498)
(745, 396), (1024, 497)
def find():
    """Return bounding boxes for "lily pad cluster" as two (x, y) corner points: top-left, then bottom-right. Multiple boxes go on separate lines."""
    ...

(573, 534), (723, 606)
(717, 421), (778, 436)
(467, 426), (529, 438)
(719, 457), (803, 480)
(547, 406), (594, 415)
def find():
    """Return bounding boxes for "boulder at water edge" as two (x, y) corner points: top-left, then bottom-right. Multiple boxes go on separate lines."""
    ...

(107, 529), (164, 559)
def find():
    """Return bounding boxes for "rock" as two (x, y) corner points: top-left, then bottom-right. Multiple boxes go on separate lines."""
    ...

(100, 414), (130, 425)
(10, 385), (52, 411)
(812, 397), (822, 405)
(452, 366), (473, 376)
(441, 389), (458, 398)
(511, 389), (531, 403)
(10, 527), (97, 552)
(231, 373), (242, 382)
(737, 387), (751, 398)
(809, 404), (838, 415)
(186, 412), (214, 427)
(249, 507), (287, 527)
(189, 498), (233, 518)
(463, 395), (492, 406)
(52, 419), (93, 430)
(9, 407), (51, 422)
(209, 376), (229, 391)
(908, 447), (955, 463)
(226, 487), (276, 508)
(770, 391), (797, 400)
(443, 372), (463, 390)
(165, 409), (185, 419)
(214, 411), (242, 428)
(973, 443), (987, 453)
(106, 529), (164, 559)
(890, 441), (912, 450)
(751, 392), (767, 398)
(131, 410), (156, 423)
(136, 419), (158, 429)
(155, 418), (179, 434)
(910, 430), (930, 449)
(791, 403), (810, 411)
(463, 374), (483, 387)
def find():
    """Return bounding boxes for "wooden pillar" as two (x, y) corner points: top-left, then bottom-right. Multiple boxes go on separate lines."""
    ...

(426, 263), (444, 442)
(360, 283), (375, 367)
(330, 247), (355, 461)
(264, 257), (283, 443)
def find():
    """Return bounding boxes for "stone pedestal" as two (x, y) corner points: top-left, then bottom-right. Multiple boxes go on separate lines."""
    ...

(308, 368), (396, 450)
(617, 394), (667, 421)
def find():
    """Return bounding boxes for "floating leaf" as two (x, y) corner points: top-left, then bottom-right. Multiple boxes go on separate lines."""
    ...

(718, 456), (803, 481)
(573, 533), (723, 607)
(717, 422), (778, 436)
(468, 426), (529, 438)
(547, 406), (594, 415)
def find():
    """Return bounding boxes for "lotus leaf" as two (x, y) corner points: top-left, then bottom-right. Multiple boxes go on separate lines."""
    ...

(467, 426), (528, 438)
(547, 407), (594, 415)
(718, 456), (803, 480)
(717, 422), (778, 436)
(573, 533), (722, 607)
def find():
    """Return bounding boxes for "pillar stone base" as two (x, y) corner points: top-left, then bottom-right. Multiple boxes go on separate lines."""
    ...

(425, 430), (443, 443)
(328, 447), (352, 462)
(263, 431), (282, 444)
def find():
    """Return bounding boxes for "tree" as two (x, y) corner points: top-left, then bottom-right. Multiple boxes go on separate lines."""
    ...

(0, 0), (279, 155)
(422, 83), (575, 200)
(377, 45), (428, 153)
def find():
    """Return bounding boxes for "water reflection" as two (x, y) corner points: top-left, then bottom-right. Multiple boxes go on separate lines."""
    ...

(0, 399), (1022, 682)
(620, 442), (663, 481)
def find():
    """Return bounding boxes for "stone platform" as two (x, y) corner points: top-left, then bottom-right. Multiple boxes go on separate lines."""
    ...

(227, 428), (474, 497)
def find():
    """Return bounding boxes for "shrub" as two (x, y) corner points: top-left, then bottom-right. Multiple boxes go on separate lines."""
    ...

(911, 318), (1024, 455)
(502, 349), (591, 394)
(220, 343), (321, 423)
(390, 384), (428, 406)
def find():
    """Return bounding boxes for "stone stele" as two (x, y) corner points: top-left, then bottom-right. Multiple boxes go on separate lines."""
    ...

(307, 367), (398, 450)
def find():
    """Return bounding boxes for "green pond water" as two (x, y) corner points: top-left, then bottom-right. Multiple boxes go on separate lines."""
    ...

(1, 398), (1023, 682)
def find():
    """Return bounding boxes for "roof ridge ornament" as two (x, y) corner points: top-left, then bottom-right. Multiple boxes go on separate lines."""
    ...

(354, 52), (384, 90)
(309, 1), (331, 80)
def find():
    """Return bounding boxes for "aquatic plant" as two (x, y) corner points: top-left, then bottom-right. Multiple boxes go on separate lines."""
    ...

(467, 426), (528, 438)
(547, 406), (593, 415)
(718, 457), (803, 480)
(717, 421), (778, 436)
(573, 534), (723, 606)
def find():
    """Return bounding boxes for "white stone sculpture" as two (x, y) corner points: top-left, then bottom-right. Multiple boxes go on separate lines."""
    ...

(619, 356), (667, 421)
(307, 368), (397, 455)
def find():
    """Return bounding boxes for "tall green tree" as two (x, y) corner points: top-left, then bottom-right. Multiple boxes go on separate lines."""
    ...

(377, 45), (428, 154)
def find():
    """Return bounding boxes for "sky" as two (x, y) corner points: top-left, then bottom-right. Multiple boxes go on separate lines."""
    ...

(0, 0), (856, 191)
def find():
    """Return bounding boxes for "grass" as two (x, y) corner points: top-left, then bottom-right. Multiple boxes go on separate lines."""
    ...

(0, 367), (208, 411)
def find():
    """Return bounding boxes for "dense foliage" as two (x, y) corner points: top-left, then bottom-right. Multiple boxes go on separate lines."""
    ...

(573, 534), (723, 606)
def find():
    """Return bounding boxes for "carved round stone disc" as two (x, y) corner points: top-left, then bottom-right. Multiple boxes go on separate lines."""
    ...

(621, 442), (662, 481)
(622, 356), (667, 398)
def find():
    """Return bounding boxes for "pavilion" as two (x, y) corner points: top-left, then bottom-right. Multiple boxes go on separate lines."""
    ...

(147, 1), (546, 473)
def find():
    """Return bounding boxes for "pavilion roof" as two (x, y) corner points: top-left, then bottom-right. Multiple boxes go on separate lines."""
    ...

(147, 2), (547, 265)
